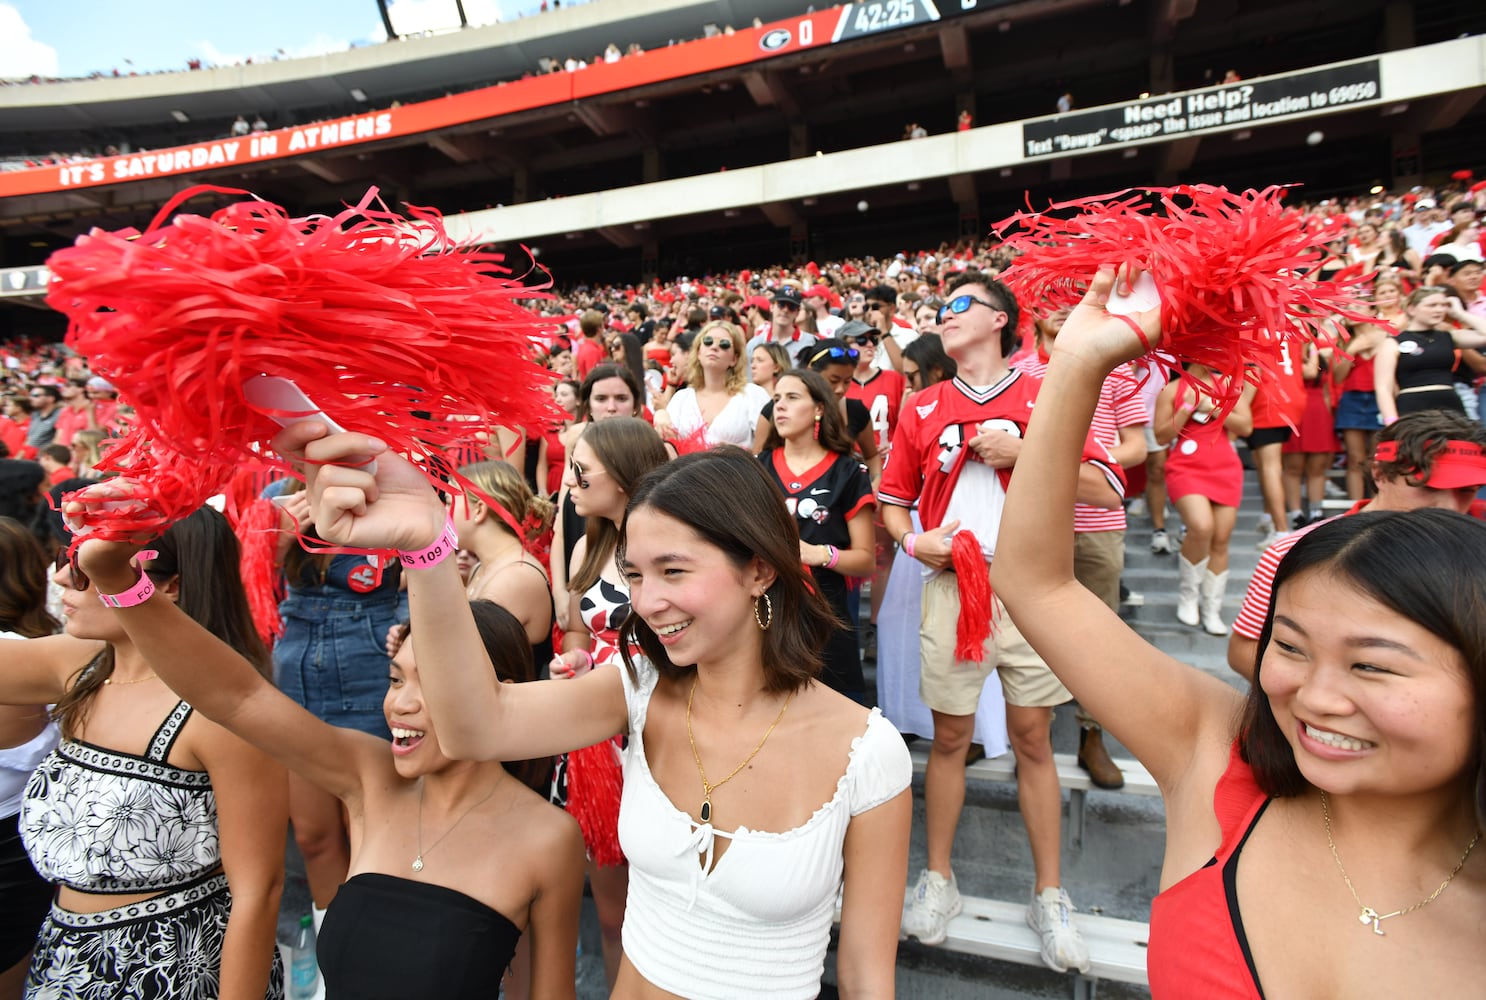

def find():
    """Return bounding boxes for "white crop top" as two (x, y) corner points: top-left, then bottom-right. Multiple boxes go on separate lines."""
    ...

(616, 658), (911, 1000)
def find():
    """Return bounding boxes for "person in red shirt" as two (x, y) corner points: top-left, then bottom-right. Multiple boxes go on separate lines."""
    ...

(882, 271), (1122, 970)
(38, 444), (74, 485)
(1247, 344), (1307, 549)
(51, 379), (91, 447)
(574, 309), (608, 380)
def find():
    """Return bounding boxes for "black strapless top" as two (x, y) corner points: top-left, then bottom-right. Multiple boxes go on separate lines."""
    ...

(319, 873), (522, 998)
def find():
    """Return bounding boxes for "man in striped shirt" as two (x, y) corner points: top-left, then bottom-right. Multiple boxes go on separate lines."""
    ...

(1227, 409), (1486, 681)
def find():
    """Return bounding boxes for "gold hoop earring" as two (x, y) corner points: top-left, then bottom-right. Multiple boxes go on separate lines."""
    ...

(754, 593), (773, 631)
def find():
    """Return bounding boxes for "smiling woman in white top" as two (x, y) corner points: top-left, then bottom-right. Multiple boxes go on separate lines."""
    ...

(277, 423), (912, 1000)
(656, 321), (771, 450)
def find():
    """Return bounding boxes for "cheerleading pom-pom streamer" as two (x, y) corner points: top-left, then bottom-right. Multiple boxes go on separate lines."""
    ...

(993, 185), (1374, 409)
(46, 184), (561, 541)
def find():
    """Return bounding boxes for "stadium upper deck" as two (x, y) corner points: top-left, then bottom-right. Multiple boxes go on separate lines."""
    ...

(0, 0), (1482, 311)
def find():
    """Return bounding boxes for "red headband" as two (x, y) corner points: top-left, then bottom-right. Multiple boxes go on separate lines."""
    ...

(1374, 438), (1486, 489)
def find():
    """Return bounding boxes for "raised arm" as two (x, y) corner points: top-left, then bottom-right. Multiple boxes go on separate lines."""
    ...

(281, 423), (629, 763)
(0, 632), (102, 707)
(989, 270), (1245, 791)
(1447, 302), (1486, 348)
(71, 524), (382, 803)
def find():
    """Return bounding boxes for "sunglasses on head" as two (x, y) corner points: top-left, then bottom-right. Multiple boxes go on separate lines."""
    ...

(937, 293), (1003, 324)
(701, 335), (733, 351)
(809, 346), (859, 366)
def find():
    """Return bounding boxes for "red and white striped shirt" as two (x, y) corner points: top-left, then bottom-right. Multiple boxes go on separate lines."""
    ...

(1015, 355), (1145, 533)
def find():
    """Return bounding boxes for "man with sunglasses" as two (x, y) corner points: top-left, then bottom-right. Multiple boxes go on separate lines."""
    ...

(743, 285), (817, 367)
(881, 272), (1118, 973)
(863, 283), (915, 373)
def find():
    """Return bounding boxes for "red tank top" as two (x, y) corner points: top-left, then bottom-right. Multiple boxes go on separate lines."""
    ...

(1146, 741), (1267, 999)
(1340, 354), (1375, 394)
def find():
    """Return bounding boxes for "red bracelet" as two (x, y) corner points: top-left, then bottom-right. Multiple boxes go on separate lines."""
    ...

(97, 550), (160, 609)
(398, 518), (459, 570)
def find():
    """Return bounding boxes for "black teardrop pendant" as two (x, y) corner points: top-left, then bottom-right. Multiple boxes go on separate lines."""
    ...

(700, 799), (712, 823)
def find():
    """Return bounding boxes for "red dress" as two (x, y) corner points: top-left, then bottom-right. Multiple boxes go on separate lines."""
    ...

(1165, 414), (1243, 508)
(1146, 741), (1266, 999)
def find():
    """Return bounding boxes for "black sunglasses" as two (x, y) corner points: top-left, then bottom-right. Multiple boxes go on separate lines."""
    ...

(570, 459), (591, 489)
(937, 293), (1003, 324)
(701, 335), (733, 351)
(808, 346), (859, 366)
(846, 334), (877, 347)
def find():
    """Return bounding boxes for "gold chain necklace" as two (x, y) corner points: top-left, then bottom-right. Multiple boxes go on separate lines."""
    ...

(103, 671), (159, 686)
(412, 780), (501, 873)
(686, 678), (792, 825)
(1321, 791), (1480, 936)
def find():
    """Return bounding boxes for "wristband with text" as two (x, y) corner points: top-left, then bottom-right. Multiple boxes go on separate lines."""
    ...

(97, 549), (160, 609)
(399, 518), (459, 570)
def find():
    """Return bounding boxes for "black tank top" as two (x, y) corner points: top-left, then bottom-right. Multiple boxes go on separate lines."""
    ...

(318, 873), (521, 999)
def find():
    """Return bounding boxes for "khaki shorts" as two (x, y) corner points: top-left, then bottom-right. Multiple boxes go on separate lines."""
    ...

(919, 570), (1071, 714)
(1073, 529), (1125, 612)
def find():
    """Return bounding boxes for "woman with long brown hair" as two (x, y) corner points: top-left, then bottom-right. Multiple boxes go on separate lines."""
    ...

(7, 506), (286, 998)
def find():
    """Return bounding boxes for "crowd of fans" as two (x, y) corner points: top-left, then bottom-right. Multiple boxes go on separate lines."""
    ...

(0, 172), (1484, 997)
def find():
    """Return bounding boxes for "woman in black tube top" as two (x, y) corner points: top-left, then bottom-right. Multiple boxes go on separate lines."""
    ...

(66, 487), (585, 1000)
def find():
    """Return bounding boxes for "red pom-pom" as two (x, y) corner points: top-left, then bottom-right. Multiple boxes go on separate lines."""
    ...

(668, 425), (714, 456)
(994, 185), (1373, 410)
(234, 495), (284, 644)
(46, 185), (561, 540)
(951, 530), (994, 662)
(564, 739), (625, 866)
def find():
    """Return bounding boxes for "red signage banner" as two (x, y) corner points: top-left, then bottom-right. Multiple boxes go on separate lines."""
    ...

(0, 5), (894, 201)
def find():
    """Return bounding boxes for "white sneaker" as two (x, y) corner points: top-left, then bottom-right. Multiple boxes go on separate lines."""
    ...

(1149, 528), (1172, 554)
(1256, 529), (1293, 552)
(1256, 513), (1273, 535)
(1026, 886), (1091, 974)
(1126, 497), (1148, 519)
(901, 869), (962, 946)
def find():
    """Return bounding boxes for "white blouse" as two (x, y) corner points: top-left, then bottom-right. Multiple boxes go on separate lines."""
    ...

(616, 658), (911, 1000)
(665, 383), (771, 448)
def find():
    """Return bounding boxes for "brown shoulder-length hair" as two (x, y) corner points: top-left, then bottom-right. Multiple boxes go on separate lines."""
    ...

(569, 417), (670, 595)
(0, 515), (58, 638)
(617, 446), (839, 694)
(53, 506), (270, 740)
(1241, 509), (1486, 824)
(761, 369), (854, 455)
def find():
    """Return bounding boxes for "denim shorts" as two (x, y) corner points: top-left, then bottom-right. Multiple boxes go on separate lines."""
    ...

(1333, 389), (1381, 431)
(273, 589), (400, 740)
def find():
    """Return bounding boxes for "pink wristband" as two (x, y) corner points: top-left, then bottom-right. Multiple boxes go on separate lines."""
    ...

(1383, 415), (1398, 426)
(398, 518), (459, 570)
(97, 550), (160, 609)
(825, 545), (840, 570)
(903, 533), (917, 559)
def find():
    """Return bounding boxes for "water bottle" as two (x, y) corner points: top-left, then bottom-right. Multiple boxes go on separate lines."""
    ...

(288, 913), (319, 999)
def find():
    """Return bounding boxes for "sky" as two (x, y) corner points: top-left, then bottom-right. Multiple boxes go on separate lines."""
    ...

(0, 0), (563, 79)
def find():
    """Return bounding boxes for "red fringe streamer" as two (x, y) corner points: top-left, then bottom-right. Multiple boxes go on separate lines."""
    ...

(46, 185), (561, 540)
(993, 185), (1374, 410)
(951, 530), (994, 663)
(669, 425), (714, 456)
(235, 496), (284, 644)
(564, 739), (625, 866)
